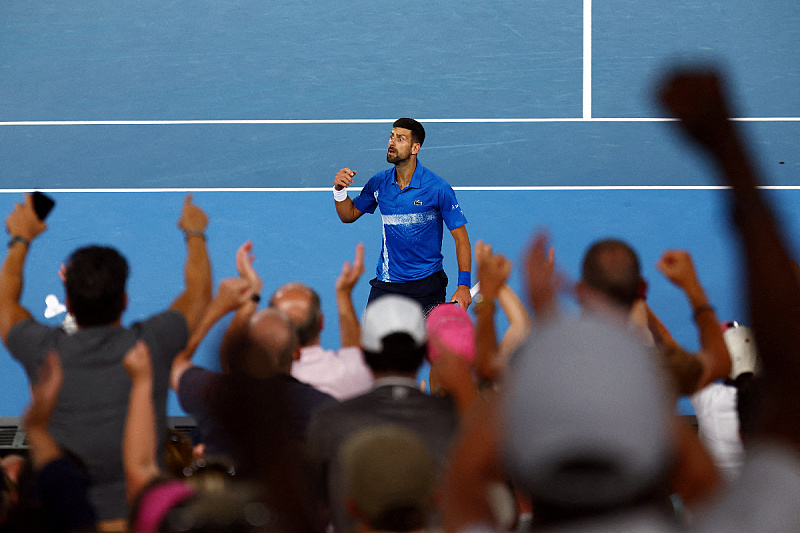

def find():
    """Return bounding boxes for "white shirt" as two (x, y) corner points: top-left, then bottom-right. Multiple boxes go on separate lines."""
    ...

(690, 382), (744, 482)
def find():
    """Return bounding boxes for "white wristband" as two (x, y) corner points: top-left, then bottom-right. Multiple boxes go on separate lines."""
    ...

(333, 187), (348, 202)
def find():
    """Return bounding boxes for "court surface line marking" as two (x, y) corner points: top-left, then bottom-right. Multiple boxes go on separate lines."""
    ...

(3, 186), (800, 194)
(583, 0), (592, 120)
(1, 117), (799, 126)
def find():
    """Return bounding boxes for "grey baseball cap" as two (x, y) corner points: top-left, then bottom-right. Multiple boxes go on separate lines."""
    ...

(503, 316), (673, 509)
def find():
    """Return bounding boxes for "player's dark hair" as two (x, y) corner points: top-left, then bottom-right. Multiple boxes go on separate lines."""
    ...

(363, 332), (427, 374)
(65, 246), (129, 327)
(581, 239), (641, 310)
(393, 118), (425, 146)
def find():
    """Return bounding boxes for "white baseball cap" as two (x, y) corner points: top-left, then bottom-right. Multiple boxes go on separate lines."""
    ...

(360, 295), (426, 352)
(722, 321), (760, 379)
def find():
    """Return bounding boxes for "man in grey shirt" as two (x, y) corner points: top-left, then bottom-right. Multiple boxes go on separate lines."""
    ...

(0, 194), (211, 528)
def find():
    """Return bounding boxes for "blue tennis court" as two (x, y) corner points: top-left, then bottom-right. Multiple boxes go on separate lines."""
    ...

(1, 0), (798, 415)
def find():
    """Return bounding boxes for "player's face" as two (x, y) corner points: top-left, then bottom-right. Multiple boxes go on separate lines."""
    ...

(387, 127), (418, 164)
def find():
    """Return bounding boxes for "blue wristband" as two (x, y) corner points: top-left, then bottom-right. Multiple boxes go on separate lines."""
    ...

(457, 271), (471, 287)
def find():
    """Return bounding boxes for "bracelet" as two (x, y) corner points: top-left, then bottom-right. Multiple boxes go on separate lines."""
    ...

(457, 271), (471, 287)
(333, 187), (348, 202)
(183, 229), (206, 242)
(251, 293), (261, 303)
(8, 236), (30, 249)
(692, 305), (715, 320)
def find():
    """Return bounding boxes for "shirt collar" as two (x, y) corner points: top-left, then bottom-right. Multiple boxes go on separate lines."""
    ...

(391, 161), (423, 190)
(372, 376), (419, 390)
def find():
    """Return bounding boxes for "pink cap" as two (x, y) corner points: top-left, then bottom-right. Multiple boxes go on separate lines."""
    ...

(426, 303), (476, 363)
(133, 479), (195, 533)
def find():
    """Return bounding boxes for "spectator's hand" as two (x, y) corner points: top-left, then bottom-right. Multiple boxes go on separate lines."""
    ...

(336, 243), (365, 294)
(123, 341), (153, 384)
(525, 231), (558, 316)
(215, 277), (254, 313)
(659, 70), (735, 151)
(657, 250), (700, 291)
(334, 168), (357, 191)
(24, 352), (63, 430)
(177, 194), (208, 234)
(235, 241), (264, 295)
(6, 194), (47, 242)
(475, 240), (511, 300)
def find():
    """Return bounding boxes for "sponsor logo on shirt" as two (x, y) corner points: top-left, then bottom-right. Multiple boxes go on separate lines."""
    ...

(414, 200), (422, 205)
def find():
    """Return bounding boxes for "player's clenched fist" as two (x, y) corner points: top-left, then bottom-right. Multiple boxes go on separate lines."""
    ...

(334, 168), (357, 191)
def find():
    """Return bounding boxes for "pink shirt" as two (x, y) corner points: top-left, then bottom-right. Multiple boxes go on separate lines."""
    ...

(290, 345), (373, 400)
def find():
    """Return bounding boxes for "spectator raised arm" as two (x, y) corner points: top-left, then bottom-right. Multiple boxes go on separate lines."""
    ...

(660, 70), (800, 449)
(122, 341), (161, 503)
(473, 240), (509, 384)
(0, 194), (47, 344)
(169, 194), (213, 335)
(219, 241), (264, 372)
(23, 351), (97, 532)
(335, 243), (365, 348)
(170, 277), (254, 391)
(656, 250), (731, 390)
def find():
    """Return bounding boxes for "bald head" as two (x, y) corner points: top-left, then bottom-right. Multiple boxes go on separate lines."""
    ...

(244, 308), (299, 376)
(269, 282), (323, 346)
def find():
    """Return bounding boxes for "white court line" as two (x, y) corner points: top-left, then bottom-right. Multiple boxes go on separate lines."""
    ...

(583, 0), (592, 120)
(1, 117), (799, 126)
(2, 186), (800, 194)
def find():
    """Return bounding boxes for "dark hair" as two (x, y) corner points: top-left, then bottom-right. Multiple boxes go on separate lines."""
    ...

(393, 118), (425, 146)
(581, 239), (641, 309)
(65, 246), (129, 327)
(734, 372), (763, 440)
(363, 333), (426, 374)
(370, 506), (427, 532)
(268, 287), (322, 347)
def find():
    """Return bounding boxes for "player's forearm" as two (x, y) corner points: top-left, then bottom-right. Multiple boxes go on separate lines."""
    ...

(452, 229), (472, 283)
(335, 196), (359, 223)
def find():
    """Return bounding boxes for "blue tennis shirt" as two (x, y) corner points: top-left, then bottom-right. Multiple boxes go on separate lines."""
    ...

(353, 162), (467, 283)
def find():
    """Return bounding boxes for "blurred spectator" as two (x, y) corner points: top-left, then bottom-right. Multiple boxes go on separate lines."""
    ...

(340, 425), (438, 532)
(0, 194), (211, 529)
(307, 295), (459, 532)
(443, 315), (677, 532)
(659, 68), (800, 530)
(471, 240), (532, 385)
(269, 243), (373, 401)
(2, 352), (97, 532)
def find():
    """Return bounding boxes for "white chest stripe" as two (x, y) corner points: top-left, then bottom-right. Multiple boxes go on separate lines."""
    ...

(382, 210), (438, 226)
